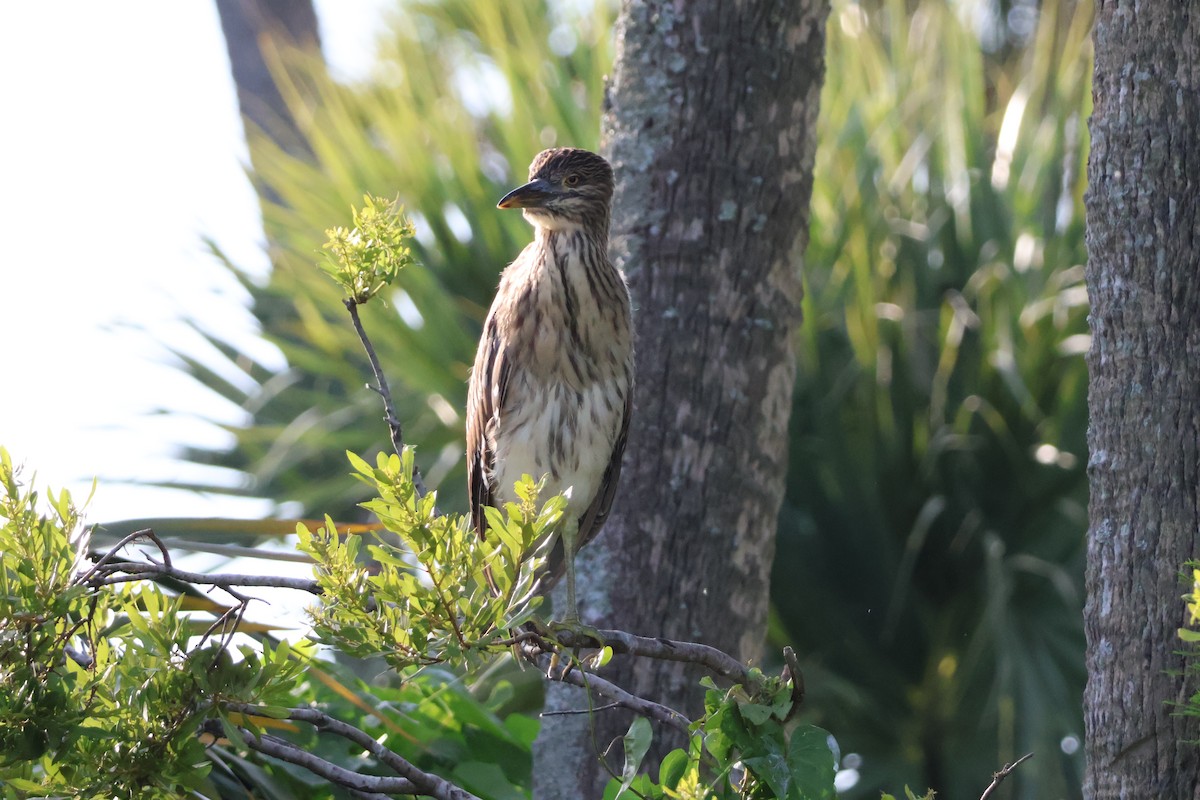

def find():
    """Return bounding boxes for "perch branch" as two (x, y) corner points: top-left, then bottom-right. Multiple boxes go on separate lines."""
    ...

(560, 627), (764, 690)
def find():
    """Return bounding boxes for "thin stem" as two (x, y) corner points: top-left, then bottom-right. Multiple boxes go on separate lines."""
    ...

(344, 297), (429, 498)
(978, 752), (1035, 800)
(75, 528), (172, 586)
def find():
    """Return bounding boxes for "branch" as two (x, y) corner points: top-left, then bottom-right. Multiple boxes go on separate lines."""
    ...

(75, 527), (172, 586)
(574, 628), (764, 690)
(978, 752), (1034, 800)
(344, 298), (429, 499)
(224, 703), (480, 800)
(229, 726), (418, 796)
(782, 645), (805, 718)
(90, 561), (321, 595)
(534, 657), (693, 734)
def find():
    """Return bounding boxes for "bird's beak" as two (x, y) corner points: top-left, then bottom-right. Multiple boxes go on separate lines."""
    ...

(497, 178), (555, 209)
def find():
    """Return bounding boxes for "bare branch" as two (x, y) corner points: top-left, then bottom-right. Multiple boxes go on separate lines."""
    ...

(541, 701), (623, 716)
(978, 752), (1035, 800)
(590, 628), (762, 690)
(90, 562), (322, 595)
(75, 527), (172, 585)
(229, 726), (419, 796)
(536, 658), (693, 734)
(782, 645), (805, 718)
(224, 703), (480, 800)
(344, 298), (429, 499)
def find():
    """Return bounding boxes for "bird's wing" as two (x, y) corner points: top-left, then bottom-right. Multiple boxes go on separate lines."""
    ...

(577, 385), (633, 549)
(466, 313), (509, 539)
(538, 377), (633, 589)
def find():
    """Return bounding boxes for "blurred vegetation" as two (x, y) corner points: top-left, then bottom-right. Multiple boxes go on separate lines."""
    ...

(776, 1), (1092, 797)
(167, 0), (1092, 797)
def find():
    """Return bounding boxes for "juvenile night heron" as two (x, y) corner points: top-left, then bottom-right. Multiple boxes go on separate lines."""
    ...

(466, 147), (634, 625)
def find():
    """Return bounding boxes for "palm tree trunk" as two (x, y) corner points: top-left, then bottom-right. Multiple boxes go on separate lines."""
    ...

(533, 1), (830, 796)
(1084, 1), (1200, 796)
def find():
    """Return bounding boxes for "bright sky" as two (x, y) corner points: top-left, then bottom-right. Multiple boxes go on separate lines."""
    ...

(0, 1), (388, 523)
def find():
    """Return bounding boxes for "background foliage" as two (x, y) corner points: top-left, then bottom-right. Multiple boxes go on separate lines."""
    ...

(151, 0), (1093, 797)
(775, 0), (1091, 796)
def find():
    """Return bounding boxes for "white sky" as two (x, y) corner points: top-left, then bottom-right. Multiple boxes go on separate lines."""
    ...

(0, 1), (388, 523)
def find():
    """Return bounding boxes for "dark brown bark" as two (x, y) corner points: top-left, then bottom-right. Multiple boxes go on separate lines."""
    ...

(1084, 2), (1200, 798)
(215, 0), (320, 159)
(533, 1), (829, 797)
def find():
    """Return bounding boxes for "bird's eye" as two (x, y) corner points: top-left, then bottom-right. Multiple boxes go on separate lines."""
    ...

(564, 174), (580, 187)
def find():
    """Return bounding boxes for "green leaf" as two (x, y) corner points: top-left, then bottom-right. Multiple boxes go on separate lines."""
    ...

(742, 736), (790, 799)
(254, 705), (292, 720)
(658, 748), (689, 789)
(614, 717), (653, 798)
(786, 725), (838, 800)
(220, 716), (249, 751)
(4, 778), (46, 792)
(595, 645), (614, 668)
(739, 701), (775, 726)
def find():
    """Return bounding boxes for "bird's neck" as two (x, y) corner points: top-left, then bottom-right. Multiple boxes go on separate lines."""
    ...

(532, 218), (608, 246)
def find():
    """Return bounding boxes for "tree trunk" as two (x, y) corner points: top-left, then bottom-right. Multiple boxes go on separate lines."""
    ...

(215, 0), (320, 160)
(1083, 2), (1200, 797)
(533, 1), (829, 797)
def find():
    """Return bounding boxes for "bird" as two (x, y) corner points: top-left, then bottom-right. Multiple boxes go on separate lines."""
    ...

(466, 147), (634, 627)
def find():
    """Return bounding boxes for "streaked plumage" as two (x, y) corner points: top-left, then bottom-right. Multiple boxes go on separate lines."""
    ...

(466, 148), (633, 618)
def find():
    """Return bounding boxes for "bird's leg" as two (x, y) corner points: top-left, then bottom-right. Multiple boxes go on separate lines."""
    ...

(539, 518), (605, 679)
(561, 517), (582, 626)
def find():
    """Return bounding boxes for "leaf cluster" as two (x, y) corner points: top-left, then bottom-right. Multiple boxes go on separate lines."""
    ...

(0, 449), (306, 799)
(605, 674), (837, 800)
(298, 449), (565, 672)
(321, 194), (416, 303)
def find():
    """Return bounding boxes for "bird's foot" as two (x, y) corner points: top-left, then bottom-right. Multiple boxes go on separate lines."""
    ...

(545, 616), (605, 650)
(527, 616), (606, 678)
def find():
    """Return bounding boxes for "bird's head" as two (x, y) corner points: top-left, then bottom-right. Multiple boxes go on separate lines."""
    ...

(497, 148), (614, 232)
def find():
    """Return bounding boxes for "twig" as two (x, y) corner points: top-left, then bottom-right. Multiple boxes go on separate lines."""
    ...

(541, 701), (623, 716)
(978, 752), (1035, 800)
(782, 645), (805, 718)
(195, 595), (251, 658)
(494, 629), (549, 648)
(224, 703), (480, 800)
(344, 298), (429, 499)
(89, 562), (321, 595)
(538, 659), (692, 734)
(75, 527), (172, 586)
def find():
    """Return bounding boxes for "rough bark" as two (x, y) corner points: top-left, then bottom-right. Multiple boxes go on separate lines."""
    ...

(215, 0), (320, 159)
(533, 1), (829, 797)
(1083, 2), (1200, 798)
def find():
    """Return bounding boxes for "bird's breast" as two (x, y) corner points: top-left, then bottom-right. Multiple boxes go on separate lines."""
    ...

(487, 237), (632, 517)
(492, 371), (630, 520)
